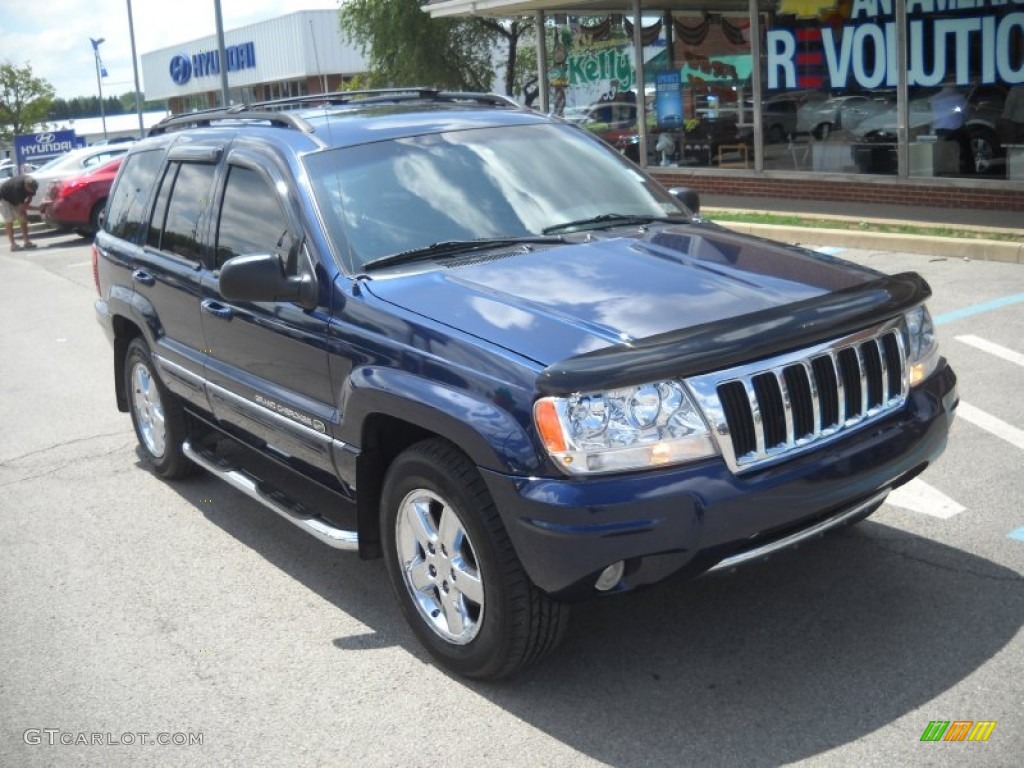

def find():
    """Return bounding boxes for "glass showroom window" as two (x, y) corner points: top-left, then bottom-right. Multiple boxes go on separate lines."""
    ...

(555, 9), (753, 170)
(658, 9), (754, 170)
(761, 0), (1023, 178)
(761, 1), (898, 174)
(898, 2), (1022, 180)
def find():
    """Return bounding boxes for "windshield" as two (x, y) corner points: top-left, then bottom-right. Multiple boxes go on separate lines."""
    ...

(304, 122), (685, 271)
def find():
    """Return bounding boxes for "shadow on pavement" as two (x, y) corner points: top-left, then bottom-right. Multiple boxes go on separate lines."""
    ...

(28, 228), (91, 250)
(161, 462), (1023, 766)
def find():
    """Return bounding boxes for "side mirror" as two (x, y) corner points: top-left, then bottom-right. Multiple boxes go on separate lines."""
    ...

(668, 187), (700, 215)
(218, 253), (317, 310)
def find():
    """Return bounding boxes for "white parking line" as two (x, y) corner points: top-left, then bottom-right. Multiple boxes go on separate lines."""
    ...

(957, 401), (1024, 452)
(955, 335), (1024, 368)
(68, 261), (93, 267)
(887, 478), (966, 518)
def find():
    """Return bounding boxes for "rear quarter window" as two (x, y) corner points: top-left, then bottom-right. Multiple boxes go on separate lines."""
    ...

(104, 149), (165, 242)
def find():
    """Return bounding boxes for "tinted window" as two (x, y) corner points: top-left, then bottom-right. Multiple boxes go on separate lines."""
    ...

(149, 162), (216, 262)
(105, 149), (164, 242)
(146, 164), (177, 251)
(215, 166), (292, 270)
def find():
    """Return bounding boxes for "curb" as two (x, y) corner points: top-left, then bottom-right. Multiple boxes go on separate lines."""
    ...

(714, 221), (1024, 264)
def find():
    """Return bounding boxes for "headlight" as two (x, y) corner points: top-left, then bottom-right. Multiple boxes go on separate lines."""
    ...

(533, 380), (718, 475)
(904, 305), (939, 386)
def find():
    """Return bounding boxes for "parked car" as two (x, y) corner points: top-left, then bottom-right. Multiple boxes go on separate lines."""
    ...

(762, 98), (799, 142)
(581, 104), (752, 166)
(852, 84), (1007, 174)
(578, 100), (649, 158)
(26, 144), (131, 215)
(795, 93), (894, 138)
(0, 159), (16, 180)
(93, 90), (957, 679)
(41, 156), (123, 237)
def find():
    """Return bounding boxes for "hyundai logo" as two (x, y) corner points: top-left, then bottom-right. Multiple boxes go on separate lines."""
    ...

(35, 132), (55, 144)
(169, 54), (192, 86)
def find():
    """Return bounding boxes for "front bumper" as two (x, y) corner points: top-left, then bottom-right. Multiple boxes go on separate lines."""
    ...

(481, 361), (957, 599)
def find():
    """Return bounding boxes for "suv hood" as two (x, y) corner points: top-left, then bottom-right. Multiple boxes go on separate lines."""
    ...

(363, 224), (878, 367)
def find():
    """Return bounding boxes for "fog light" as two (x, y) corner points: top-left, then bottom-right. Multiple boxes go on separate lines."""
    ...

(594, 561), (625, 592)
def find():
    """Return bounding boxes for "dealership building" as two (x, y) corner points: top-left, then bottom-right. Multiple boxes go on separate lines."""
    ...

(428, 0), (1024, 213)
(140, 9), (367, 114)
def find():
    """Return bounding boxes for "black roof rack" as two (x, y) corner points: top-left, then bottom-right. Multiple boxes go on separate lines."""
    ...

(148, 109), (315, 136)
(147, 89), (521, 136)
(251, 88), (521, 111)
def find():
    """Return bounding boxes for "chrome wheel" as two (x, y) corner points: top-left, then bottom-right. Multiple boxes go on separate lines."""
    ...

(131, 361), (167, 458)
(395, 488), (484, 645)
(970, 131), (995, 174)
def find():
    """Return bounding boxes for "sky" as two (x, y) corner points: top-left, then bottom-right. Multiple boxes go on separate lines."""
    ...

(0, 0), (343, 101)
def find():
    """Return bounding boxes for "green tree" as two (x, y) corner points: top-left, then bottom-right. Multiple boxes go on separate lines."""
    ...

(478, 17), (532, 100)
(338, 0), (500, 91)
(0, 61), (55, 142)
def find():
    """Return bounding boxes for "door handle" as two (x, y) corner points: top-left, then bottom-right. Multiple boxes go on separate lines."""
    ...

(131, 269), (155, 286)
(201, 299), (233, 320)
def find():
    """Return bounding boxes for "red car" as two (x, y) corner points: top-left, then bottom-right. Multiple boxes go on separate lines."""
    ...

(42, 156), (123, 237)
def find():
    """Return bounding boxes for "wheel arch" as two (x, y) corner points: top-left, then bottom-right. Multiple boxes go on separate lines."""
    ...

(344, 368), (545, 560)
(112, 314), (145, 412)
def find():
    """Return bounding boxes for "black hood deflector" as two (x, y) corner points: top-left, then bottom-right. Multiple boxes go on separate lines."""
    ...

(536, 271), (930, 395)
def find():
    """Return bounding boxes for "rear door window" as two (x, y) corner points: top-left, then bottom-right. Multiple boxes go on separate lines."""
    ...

(146, 162), (217, 263)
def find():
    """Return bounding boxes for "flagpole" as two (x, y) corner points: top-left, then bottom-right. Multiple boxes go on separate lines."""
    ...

(91, 37), (108, 141)
(126, 0), (145, 138)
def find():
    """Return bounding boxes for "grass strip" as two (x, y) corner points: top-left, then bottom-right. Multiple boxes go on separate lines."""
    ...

(706, 211), (1022, 243)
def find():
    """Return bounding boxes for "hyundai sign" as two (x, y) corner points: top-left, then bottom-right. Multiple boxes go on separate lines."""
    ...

(14, 130), (85, 171)
(168, 42), (257, 86)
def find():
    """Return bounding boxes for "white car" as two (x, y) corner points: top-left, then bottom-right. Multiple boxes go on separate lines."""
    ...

(795, 94), (892, 138)
(27, 144), (132, 215)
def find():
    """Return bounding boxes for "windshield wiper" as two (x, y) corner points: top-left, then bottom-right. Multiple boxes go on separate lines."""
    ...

(362, 236), (566, 271)
(542, 213), (683, 234)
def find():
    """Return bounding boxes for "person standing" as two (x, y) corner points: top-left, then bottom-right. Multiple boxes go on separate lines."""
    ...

(1, 174), (39, 251)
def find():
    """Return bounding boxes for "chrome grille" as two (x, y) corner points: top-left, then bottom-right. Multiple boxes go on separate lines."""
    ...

(687, 319), (907, 473)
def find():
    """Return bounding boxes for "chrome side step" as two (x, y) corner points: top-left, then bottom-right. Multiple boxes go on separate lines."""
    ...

(183, 441), (359, 551)
(708, 488), (889, 573)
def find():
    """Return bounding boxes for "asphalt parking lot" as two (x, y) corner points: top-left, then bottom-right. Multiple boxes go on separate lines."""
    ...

(1, 230), (1021, 767)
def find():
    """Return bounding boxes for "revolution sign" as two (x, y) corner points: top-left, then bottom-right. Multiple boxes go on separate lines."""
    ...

(766, 0), (1024, 90)
(13, 130), (85, 172)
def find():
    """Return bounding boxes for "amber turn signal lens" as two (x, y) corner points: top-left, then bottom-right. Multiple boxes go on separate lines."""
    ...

(534, 399), (567, 453)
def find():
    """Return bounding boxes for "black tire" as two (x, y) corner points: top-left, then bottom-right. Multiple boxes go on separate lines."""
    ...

(766, 124), (785, 144)
(380, 438), (568, 679)
(968, 127), (999, 175)
(124, 337), (194, 479)
(89, 199), (106, 234)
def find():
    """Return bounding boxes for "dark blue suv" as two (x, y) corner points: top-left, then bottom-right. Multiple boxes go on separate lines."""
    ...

(93, 89), (957, 679)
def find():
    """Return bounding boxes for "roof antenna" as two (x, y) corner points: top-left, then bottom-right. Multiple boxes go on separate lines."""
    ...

(307, 16), (334, 144)
(309, 19), (329, 96)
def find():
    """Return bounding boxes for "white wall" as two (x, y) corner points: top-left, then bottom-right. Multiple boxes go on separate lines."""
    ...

(141, 10), (366, 101)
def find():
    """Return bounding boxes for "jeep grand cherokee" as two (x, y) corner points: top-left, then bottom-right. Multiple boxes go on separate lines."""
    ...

(93, 89), (957, 679)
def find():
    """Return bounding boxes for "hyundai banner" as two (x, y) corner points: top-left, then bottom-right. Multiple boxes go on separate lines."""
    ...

(14, 130), (85, 172)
